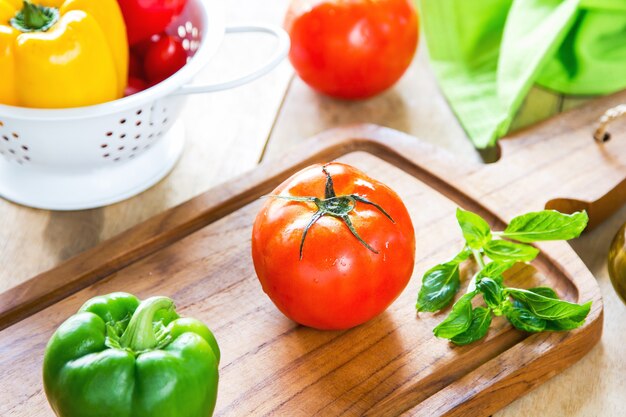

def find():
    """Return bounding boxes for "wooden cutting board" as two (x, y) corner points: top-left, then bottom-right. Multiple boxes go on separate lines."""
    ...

(1, 91), (625, 416)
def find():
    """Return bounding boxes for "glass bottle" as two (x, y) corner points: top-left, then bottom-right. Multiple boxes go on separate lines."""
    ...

(608, 222), (626, 304)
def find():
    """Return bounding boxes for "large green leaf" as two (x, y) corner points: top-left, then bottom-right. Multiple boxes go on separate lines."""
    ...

(505, 303), (547, 332)
(416, 249), (470, 312)
(434, 292), (476, 339)
(484, 240), (539, 262)
(450, 307), (492, 345)
(502, 210), (588, 243)
(456, 208), (492, 249)
(416, 262), (461, 312)
(507, 288), (591, 321)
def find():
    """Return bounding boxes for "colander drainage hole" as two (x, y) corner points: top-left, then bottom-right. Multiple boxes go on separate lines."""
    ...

(101, 144), (108, 148)
(136, 110), (143, 115)
(120, 134), (126, 139)
(21, 145), (28, 151)
(114, 157), (120, 162)
(0, 121), (4, 127)
(136, 121), (142, 126)
(118, 146), (125, 151)
(120, 119), (127, 124)
(24, 156), (30, 161)
(12, 132), (18, 139)
(106, 132), (113, 137)
(132, 146), (138, 151)
(2, 135), (8, 141)
(135, 134), (141, 139)
(103, 153), (110, 158)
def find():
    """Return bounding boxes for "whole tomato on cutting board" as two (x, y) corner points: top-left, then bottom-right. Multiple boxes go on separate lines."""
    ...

(118, 0), (188, 45)
(252, 163), (416, 330)
(285, 0), (419, 99)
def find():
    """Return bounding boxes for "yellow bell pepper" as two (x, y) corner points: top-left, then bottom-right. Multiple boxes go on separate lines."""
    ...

(0, 0), (128, 108)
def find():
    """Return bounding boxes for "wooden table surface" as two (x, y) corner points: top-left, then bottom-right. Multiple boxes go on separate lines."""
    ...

(1, 1), (624, 415)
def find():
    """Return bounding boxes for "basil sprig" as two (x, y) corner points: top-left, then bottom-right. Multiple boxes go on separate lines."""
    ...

(416, 208), (591, 346)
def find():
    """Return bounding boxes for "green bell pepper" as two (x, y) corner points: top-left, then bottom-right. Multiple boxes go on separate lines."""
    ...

(43, 292), (220, 417)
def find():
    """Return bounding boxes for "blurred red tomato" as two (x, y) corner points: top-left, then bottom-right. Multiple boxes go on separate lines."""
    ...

(143, 35), (188, 84)
(125, 77), (148, 96)
(285, 0), (419, 99)
(129, 51), (144, 79)
(118, 0), (188, 45)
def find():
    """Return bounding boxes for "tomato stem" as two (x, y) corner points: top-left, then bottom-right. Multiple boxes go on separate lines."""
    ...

(271, 164), (395, 260)
(322, 165), (337, 198)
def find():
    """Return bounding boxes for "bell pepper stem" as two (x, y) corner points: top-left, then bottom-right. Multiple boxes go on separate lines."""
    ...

(22, 1), (46, 29)
(120, 296), (174, 352)
(10, 0), (60, 33)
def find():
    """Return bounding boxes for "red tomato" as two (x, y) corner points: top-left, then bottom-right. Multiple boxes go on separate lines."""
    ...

(118, 0), (188, 45)
(131, 34), (162, 60)
(252, 163), (415, 330)
(143, 35), (188, 84)
(128, 51), (144, 79)
(285, 0), (419, 99)
(124, 77), (148, 96)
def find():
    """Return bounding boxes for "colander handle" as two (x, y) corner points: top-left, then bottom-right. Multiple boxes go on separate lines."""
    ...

(174, 24), (290, 95)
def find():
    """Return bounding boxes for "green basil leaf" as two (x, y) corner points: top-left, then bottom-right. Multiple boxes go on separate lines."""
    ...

(450, 307), (492, 345)
(416, 262), (461, 312)
(478, 261), (516, 280)
(502, 210), (589, 243)
(505, 303), (547, 332)
(484, 240), (539, 263)
(433, 292), (476, 339)
(456, 208), (492, 249)
(416, 249), (470, 312)
(477, 277), (505, 313)
(507, 288), (591, 321)
(511, 291), (586, 331)
(544, 316), (587, 331)
(528, 287), (558, 299)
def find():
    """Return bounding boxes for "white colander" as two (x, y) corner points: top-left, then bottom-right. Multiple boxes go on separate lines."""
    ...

(0, 0), (289, 210)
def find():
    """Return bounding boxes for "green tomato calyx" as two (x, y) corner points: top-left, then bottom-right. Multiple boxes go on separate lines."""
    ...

(271, 164), (395, 260)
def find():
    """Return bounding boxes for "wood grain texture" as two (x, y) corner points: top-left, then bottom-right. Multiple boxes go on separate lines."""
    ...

(0, 125), (606, 416)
